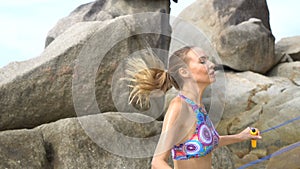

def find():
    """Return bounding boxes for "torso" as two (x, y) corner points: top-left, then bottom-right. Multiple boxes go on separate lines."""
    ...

(171, 94), (219, 169)
(174, 153), (212, 169)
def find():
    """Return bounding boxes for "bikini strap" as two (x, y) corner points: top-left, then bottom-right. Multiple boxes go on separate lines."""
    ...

(178, 94), (207, 115)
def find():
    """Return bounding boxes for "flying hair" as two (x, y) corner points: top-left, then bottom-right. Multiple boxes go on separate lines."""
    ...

(124, 46), (194, 109)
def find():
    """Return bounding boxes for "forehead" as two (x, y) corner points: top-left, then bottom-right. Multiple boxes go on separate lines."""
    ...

(187, 47), (206, 61)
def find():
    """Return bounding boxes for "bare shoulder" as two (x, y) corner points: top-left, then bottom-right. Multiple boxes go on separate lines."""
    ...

(163, 96), (183, 126)
(167, 96), (182, 113)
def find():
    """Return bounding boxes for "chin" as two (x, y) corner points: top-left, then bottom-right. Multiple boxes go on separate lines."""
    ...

(209, 77), (216, 83)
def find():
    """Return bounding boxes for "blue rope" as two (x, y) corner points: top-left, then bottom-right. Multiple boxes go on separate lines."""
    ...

(261, 115), (300, 134)
(238, 141), (300, 169)
(237, 115), (300, 169)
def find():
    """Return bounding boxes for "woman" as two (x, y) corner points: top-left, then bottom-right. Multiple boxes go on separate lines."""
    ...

(126, 46), (262, 169)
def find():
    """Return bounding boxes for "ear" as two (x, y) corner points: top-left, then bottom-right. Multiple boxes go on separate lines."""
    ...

(178, 67), (190, 78)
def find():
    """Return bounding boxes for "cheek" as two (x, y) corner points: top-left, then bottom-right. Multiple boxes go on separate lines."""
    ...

(191, 67), (208, 80)
(198, 66), (208, 75)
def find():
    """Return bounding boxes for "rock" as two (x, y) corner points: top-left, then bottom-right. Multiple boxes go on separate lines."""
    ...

(173, 0), (277, 73)
(235, 153), (258, 169)
(39, 112), (162, 168)
(177, 0), (271, 39)
(276, 36), (300, 61)
(256, 87), (300, 153)
(250, 148), (267, 159)
(0, 13), (171, 131)
(0, 129), (47, 168)
(228, 104), (262, 135)
(216, 19), (277, 73)
(266, 143), (300, 169)
(229, 146), (267, 168)
(212, 146), (235, 169)
(0, 22), (102, 131)
(268, 61), (300, 85)
(0, 112), (163, 169)
(218, 83), (299, 169)
(222, 71), (293, 120)
(46, 0), (170, 47)
(216, 74), (298, 168)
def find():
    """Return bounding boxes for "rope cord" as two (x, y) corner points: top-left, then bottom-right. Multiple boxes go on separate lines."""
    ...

(237, 115), (300, 169)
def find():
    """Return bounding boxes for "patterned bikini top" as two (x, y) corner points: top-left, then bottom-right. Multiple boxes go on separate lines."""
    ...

(171, 94), (219, 160)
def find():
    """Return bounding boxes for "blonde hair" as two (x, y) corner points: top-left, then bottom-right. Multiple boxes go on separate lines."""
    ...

(125, 46), (194, 108)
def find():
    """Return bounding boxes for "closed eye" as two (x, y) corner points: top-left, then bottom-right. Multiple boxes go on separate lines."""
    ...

(199, 56), (208, 64)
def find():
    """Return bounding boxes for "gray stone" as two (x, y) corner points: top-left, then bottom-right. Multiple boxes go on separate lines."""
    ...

(38, 112), (162, 169)
(177, 0), (271, 39)
(256, 87), (300, 152)
(276, 36), (300, 61)
(0, 112), (163, 169)
(46, 0), (170, 47)
(173, 0), (276, 73)
(222, 71), (291, 120)
(216, 19), (277, 73)
(212, 146), (235, 169)
(0, 13), (170, 131)
(228, 104), (262, 135)
(268, 61), (300, 86)
(216, 71), (295, 151)
(0, 22), (102, 131)
(217, 81), (299, 169)
(266, 143), (300, 169)
(0, 129), (48, 168)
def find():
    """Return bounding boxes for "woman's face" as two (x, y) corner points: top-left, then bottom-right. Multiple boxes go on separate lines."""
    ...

(185, 48), (216, 84)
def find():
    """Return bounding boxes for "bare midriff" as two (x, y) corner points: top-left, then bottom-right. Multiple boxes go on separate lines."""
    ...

(173, 153), (212, 169)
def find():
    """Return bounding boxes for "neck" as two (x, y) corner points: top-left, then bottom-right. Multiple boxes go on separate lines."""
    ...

(180, 82), (208, 105)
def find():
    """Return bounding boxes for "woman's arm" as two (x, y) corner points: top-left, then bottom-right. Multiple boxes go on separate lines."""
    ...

(218, 127), (262, 147)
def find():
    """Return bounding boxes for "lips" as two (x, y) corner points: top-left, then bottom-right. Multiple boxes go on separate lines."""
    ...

(209, 70), (215, 76)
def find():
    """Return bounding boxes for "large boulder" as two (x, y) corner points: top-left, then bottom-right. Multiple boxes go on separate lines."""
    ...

(45, 0), (170, 47)
(176, 0), (271, 40)
(275, 36), (300, 61)
(212, 146), (235, 169)
(0, 112), (163, 169)
(266, 143), (300, 169)
(224, 87), (300, 168)
(268, 61), (300, 85)
(256, 87), (300, 152)
(0, 13), (171, 131)
(0, 22), (101, 131)
(0, 129), (47, 168)
(172, 0), (278, 73)
(220, 71), (294, 121)
(216, 18), (277, 73)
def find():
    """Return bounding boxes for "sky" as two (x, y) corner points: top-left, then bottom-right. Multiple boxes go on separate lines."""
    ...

(0, 0), (299, 68)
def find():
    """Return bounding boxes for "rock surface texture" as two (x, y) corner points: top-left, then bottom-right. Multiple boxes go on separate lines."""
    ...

(275, 36), (300, 61)
(0, 10), (170, 131)
(173, 0), (280, 73)
(0, 113), (162, 169)
(45, 0), (170, 47)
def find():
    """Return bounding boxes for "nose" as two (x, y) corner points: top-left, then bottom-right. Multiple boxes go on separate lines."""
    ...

(208, 60), (215, 69)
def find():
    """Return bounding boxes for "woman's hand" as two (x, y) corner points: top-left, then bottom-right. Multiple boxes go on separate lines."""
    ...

(238, 127), (262, 141)
(218, 127), (262, 147)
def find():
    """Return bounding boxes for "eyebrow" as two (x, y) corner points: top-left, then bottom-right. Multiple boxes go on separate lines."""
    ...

(199, 56), (208, 60)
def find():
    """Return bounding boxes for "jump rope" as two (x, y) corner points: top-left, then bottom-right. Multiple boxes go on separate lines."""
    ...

(238, 115), (300, 169)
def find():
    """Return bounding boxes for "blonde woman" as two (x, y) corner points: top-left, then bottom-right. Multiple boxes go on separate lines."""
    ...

(127, 46), (262, 169)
